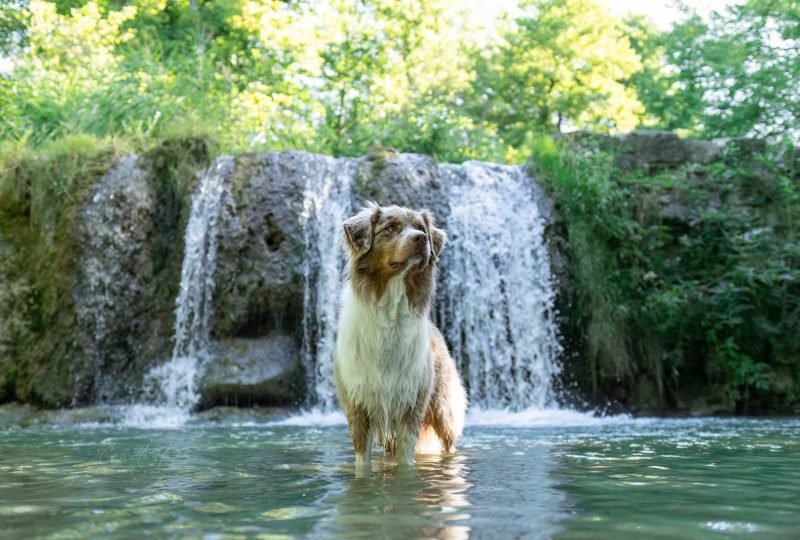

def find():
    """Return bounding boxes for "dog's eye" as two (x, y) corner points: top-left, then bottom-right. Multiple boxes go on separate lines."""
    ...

(386, 225), (396, 233)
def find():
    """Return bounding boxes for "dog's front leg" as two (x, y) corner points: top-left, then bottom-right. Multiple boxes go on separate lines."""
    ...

(346, 403), (372, 467)
(397, 404), (426, 464)
(396, 423), (419, 464)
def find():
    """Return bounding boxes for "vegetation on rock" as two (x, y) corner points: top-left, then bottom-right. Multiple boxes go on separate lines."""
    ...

(0, 135), (210, 406)
(533, 134), (799, 414)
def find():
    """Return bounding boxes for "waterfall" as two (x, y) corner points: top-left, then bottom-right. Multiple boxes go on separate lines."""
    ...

(297, 157), (561, 412)
(439, 161), (561, 410)
(142, 156), (234, 411)
(301, 159), (561, 411)
(129, 151), (560, 422)
(299, 158), (357, 411)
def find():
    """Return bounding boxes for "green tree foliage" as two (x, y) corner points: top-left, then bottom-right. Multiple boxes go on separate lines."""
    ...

(634, 0), (799, 141)
(471, 0), (645, 146)
(2, 0), (798, 153)
(1, 0), (505, 160)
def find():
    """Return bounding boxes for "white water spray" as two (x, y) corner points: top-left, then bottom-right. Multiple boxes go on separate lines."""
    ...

(135, 156), (234, 421)
(299, 158), (357, 411)
(439, 162), (561, 410)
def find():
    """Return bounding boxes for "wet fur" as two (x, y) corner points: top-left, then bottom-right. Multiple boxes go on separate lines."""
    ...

(334, 203), (467, 464)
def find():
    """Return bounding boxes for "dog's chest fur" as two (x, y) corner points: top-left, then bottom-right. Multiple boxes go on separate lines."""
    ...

(335, 275), (431, 431)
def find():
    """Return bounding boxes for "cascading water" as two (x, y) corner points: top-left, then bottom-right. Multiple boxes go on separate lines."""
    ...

(134, 156), (234, 421)
(439, 161), (562, 410)
(130, 151), (561, 424)
(296, 157), (562, 414)
(299, 158), (357, 411)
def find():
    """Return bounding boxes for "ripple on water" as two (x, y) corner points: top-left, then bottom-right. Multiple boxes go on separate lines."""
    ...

(1, 414), (799, 539)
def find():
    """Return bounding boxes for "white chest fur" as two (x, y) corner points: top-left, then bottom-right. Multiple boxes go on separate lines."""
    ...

(335, 275), (431, 432)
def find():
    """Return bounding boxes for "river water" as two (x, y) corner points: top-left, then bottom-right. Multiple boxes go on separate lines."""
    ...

(1, 408), (798, 539)
(5, 156), (797, 538)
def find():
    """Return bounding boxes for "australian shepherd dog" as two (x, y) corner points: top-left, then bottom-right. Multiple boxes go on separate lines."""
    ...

(334, 203), (467, 465)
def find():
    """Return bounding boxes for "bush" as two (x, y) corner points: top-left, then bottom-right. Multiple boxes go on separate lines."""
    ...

(532, 135), (800, 413)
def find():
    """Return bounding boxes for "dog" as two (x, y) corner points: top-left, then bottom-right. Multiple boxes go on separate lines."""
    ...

(334, 203), (467, 465)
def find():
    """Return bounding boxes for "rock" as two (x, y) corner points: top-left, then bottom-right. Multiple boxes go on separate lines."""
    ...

(354, 151), (449, 217)
(197, 333), (304, 409)
(212, 152), (347, 339)
(0, 232), (24, 403)
(614, 131), (687, 171)
(561, 130), (731, 171)
(3, 144), (559, 407)
(66, 138), (209, 405)
(684, 139), (725, 164)
(718, 137), (767, 161)
(8, 144), (558, 411)
(73, 156), (158, 402)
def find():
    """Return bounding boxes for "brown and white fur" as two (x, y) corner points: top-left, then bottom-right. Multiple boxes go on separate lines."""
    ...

(334, 203), (467, 466)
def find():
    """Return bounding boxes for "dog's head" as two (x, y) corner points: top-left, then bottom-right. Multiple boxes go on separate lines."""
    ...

(343, 203), (445, 308)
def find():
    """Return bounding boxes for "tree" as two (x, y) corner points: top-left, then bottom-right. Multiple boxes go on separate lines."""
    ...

(1, 0), (137, 141)
(622, 15), (695, 132)
(310, 0), (481, 156)
(636, 0), (799, 141)
(471, 0), (645, 146)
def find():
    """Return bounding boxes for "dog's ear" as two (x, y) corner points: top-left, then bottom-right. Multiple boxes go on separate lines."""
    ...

(422, 209), (447, 260)
(343, 203), (380, 257)
(430, 227), (447, 260)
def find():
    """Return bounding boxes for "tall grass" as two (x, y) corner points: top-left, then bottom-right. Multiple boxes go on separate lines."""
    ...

(530, 136), (647, 395)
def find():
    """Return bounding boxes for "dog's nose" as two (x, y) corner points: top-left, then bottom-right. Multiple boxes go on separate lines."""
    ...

(411, 231), (428, 244)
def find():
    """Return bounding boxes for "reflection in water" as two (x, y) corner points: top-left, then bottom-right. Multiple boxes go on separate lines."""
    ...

(316, 454), (473, 539)
(314, 434), (568, 540)
(4, 417), (797, 538)
(463, 433), (567, 540)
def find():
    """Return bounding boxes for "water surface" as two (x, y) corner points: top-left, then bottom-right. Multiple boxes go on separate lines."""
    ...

(1, 409), (798, 539)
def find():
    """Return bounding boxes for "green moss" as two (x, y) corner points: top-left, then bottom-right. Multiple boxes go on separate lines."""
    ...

(0, 133), (214, 407)
(143, 135), (212, 273)
(0, 135), (129, 406)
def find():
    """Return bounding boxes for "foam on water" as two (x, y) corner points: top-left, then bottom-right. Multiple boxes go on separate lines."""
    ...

(439, 162), (562, 410)
(268, 408), (348, 427)
(263, 406), (639, 429)
(114, 404), (193, 429)
(465, 407), (644, 428)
